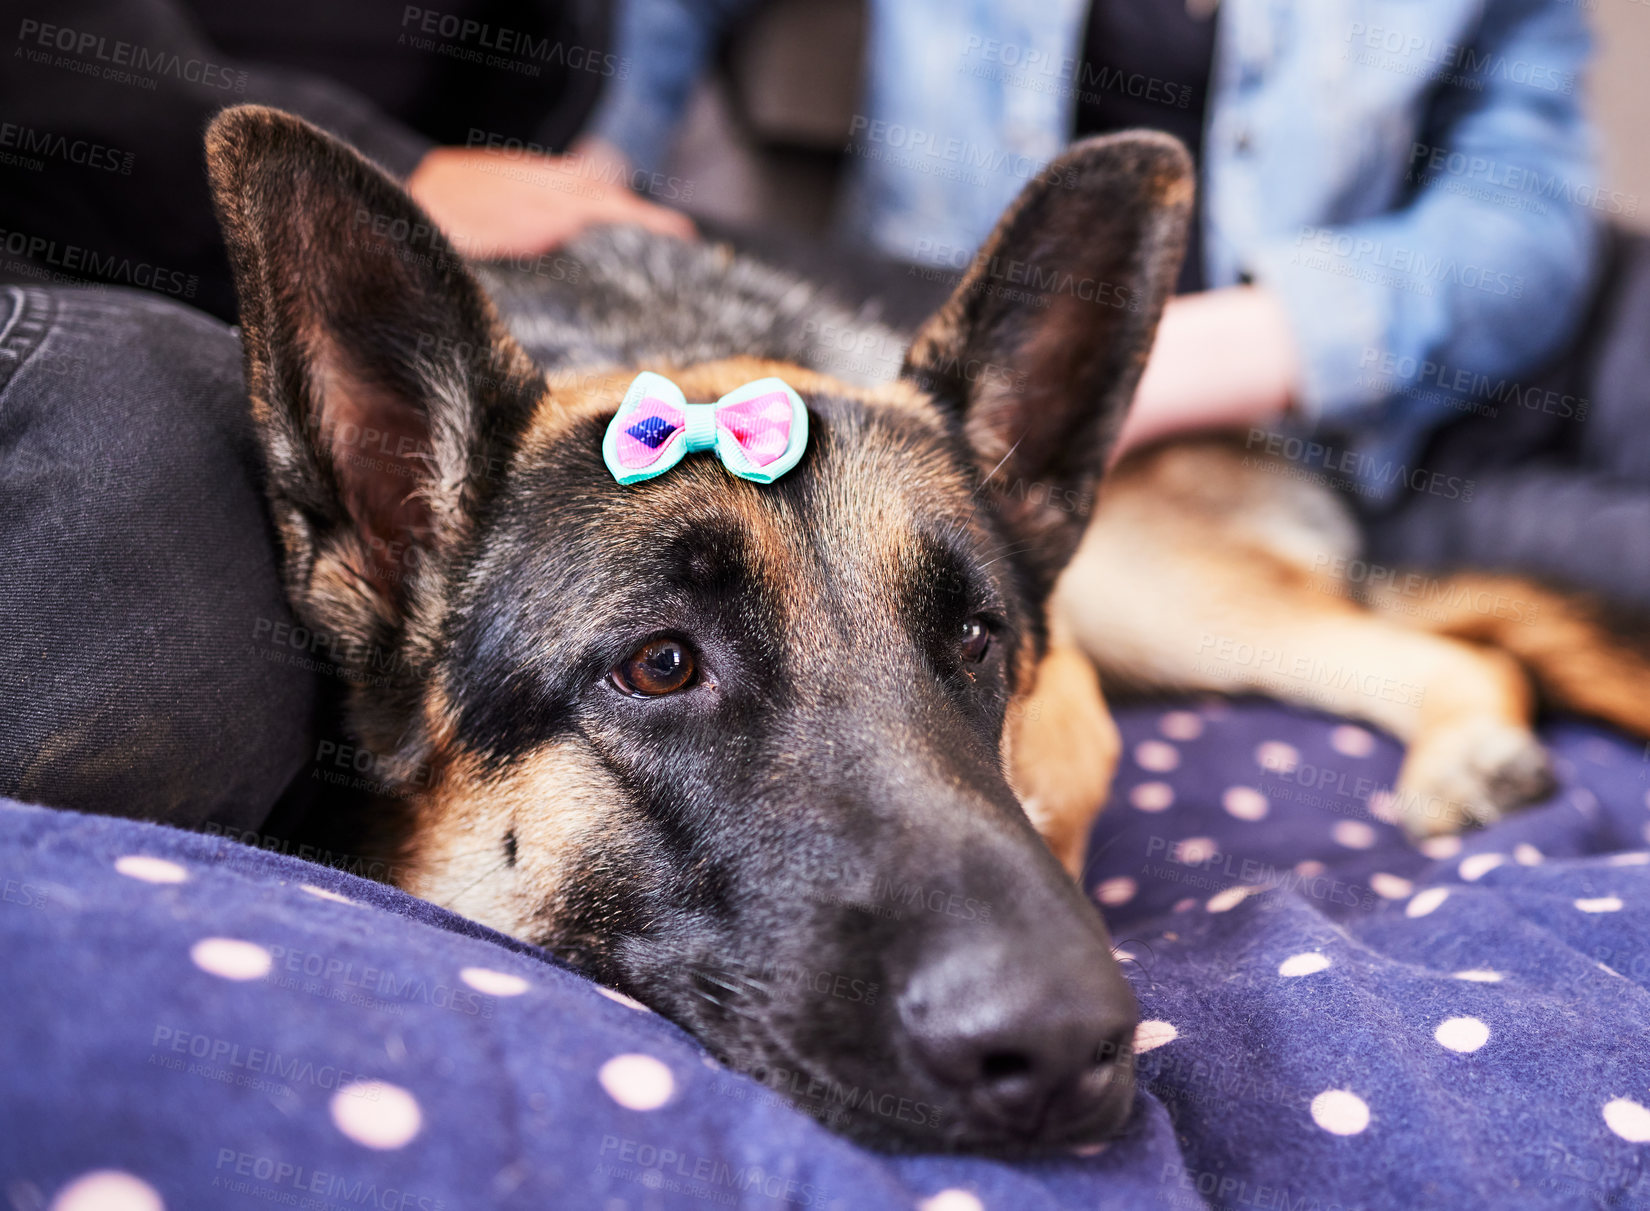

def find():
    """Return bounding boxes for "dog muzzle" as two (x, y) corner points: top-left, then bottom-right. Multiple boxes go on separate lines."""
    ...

(602, 371), (810, 486)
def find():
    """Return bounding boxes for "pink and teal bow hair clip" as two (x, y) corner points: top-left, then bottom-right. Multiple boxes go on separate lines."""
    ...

(603, 371), (810, 486)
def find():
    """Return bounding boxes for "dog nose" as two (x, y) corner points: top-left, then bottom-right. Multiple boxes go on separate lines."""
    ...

(899, 941), (1137, 1140)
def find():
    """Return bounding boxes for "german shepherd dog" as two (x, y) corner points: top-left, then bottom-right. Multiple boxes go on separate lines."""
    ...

(205, 106), (1650, 1153)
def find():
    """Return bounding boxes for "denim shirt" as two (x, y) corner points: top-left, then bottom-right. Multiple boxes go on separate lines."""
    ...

(593, 0), (1607, 500)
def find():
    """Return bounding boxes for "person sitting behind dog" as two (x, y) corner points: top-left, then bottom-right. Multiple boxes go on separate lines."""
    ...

(587, 0), (1650, 608)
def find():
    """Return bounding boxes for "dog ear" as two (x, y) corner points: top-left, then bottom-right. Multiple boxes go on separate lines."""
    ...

(206, 105), (543, 658)
(902, 132), (1192, 601)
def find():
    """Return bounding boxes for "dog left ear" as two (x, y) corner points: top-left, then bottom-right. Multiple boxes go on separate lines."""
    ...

(902, 132), (1192, 601)
(206, 105), (544, 657)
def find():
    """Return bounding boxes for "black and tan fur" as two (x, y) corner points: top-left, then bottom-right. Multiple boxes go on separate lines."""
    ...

(206, 105), (1650, 1153)
(206, 105), (1194, 1153)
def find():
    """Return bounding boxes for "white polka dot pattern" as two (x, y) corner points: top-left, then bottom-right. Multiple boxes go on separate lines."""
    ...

(1433, 1017), (1490, 1053)
(1604, 1098), (1650, 1143)
(1134, 740), (1180, 772)
(1405, 888), (1449, 918)
(1129, 781), (1175, 812)
(460, 967), (529, 997)
(599, 1053), (675, 1110)
(1574, 895), (1623, 913)
(1370, 873), (1413, 900)
(49, 1172), (165, 1211)
(1133, 1020), (1178, 1053)
(1207, 885), (1263, 914)
(596, 986), (650, 1012)
(1278, 953), (1331, 977)
(1159, 710), (1205, 741)
(1173, 837), (1217, 865)
(331, 1081), (422, 1149)
(189, 938), (271, 981)
(1329, 726), (1376, 757)
(1418, 835), (1463, 860)
(1255, 741), (1300, 774)
(299, 885), (354, 904)
(1459, 853), (1506, 882)
(114, 856), (187, 885)
(1095, 876), (1137, 906)
(1310, 1089), (1370, 1135)
(1221, 787), (1269, 821)
(1332, 821), (1377, 850)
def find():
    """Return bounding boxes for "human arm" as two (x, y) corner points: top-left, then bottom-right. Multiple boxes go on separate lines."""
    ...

(1116, 0), (1601, 459)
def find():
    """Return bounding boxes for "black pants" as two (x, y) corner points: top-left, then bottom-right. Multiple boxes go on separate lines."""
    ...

(0, 285), (318, 829)
(1362, 228), (1650, 607)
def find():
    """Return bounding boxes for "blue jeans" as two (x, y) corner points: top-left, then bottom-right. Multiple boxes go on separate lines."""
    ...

(0, 285), (317, 829)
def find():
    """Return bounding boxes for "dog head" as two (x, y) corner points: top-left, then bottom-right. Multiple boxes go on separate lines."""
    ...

(207, 106), (1189, 1153)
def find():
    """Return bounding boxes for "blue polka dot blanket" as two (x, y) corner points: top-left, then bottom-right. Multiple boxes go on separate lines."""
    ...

(4, 700), (1649, 1211)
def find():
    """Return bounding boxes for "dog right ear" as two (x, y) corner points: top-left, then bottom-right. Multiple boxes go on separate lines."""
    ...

(901, 132), (1191, 605)
(206, 106), (544, 663)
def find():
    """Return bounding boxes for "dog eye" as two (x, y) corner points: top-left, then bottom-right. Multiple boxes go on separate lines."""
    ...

(612, 638), (697, 697)
(960, 617), (992, 663)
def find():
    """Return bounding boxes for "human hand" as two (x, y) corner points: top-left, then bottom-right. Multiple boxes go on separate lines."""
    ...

(1110, 286), (1300, 462)
(407, 145), (695, 260)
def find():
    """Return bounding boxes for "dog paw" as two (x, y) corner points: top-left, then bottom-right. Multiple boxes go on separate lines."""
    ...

(1393, 720), (1555, 838)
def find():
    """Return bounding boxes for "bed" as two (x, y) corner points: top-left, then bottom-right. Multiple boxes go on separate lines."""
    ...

(4, 699), (1648, 1210)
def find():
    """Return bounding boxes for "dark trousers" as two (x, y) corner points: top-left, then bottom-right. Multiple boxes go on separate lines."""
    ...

(1362, 229), (1650, 608)
(0, 285), (317, 829)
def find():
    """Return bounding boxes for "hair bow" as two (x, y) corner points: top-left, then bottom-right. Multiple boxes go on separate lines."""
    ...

(603, 371), (809, 486)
